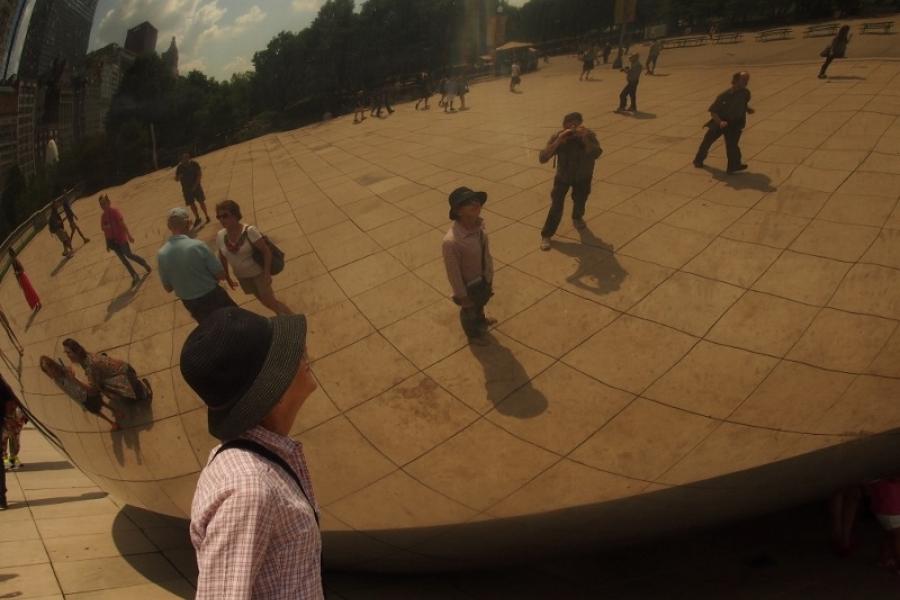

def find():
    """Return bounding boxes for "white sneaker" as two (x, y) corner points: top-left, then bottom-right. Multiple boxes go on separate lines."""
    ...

(540, 237), (551, 251)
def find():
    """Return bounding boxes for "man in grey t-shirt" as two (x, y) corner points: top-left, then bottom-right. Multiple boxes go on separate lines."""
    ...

(693, 71), (755, 173)
(616, 53), (642, 113)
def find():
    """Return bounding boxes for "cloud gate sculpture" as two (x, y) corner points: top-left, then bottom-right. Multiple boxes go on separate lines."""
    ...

(2, 58), (900, 571)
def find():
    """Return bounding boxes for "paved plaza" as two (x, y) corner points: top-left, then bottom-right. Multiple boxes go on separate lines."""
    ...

(1, 18), (900, 597)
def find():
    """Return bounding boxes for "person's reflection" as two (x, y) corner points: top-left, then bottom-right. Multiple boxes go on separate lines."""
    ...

(40, 355), (122, 430)
(469, 336), (548, 419)
(61, 339), (152, 405)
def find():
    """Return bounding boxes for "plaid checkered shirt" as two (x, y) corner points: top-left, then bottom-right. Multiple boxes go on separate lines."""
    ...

(190, 425), (323, 599)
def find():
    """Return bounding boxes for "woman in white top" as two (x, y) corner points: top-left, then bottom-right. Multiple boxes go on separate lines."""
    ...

(215, 200), (293, 316)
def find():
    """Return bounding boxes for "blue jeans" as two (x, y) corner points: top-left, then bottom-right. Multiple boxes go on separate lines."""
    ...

(112, 241), (151, 278)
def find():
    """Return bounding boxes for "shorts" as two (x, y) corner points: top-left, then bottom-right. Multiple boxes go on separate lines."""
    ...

(83, 392), (103, 415)
(182, 184), (206, 206)
(876, 514), (900, 531)
(238, 272), (268, 296)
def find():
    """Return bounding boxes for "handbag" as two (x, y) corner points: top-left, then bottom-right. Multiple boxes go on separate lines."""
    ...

(242, 226), (286, 275)
(465, 231), (493, 306)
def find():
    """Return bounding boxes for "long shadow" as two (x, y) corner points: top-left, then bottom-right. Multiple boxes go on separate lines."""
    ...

(710, 166), (776, 193)
(631, 111), (657, 120)
(109, 395), (155, 467)
(24, 491), (108, 507)
(106, 276), (148, 320)
(18, 460), (74, 471)
(48, 255), (72, 277)
(468, 335), (547, 419)
(552, 227), (628, 296)
(24, 306), (41, 331)
(826, 75), (867, 80)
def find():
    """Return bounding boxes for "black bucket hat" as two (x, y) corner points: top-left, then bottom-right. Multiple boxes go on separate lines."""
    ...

(448, 186), (487, 220)
(180, 307), (307, 440)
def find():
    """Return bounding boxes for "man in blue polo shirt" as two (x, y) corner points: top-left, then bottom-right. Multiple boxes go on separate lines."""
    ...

(157, 207), (236, 322)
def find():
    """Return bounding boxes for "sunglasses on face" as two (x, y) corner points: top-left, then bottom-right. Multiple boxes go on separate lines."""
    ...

(215, 213), (231, 220)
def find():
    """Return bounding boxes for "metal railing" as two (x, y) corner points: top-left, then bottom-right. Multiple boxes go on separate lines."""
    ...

(0, 184), (81, 280)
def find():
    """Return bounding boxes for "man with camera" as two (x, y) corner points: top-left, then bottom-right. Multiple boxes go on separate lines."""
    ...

(538, 112), (603, 251)
(442, 187), (496, 346)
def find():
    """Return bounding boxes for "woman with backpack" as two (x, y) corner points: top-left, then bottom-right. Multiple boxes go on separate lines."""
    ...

(819, 25), (851, 79)
(215, 199), (293, 316)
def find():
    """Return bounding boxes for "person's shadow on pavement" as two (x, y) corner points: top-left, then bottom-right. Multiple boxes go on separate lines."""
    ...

(552, 226), (628, 296)
(710, 167), (776, 193)
(469, 335), (547, 419)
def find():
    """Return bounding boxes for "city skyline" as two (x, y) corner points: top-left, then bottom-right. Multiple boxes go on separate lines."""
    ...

(88, 0), (530, 81)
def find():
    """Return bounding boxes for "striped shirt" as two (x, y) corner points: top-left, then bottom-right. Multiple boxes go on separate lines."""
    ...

(190, 425), (323, 599)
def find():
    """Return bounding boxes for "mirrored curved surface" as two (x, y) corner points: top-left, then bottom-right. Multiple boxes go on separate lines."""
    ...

(0, 3), (899, 571)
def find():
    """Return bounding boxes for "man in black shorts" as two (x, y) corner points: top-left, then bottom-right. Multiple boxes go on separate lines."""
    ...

(175, 152), (210, 227)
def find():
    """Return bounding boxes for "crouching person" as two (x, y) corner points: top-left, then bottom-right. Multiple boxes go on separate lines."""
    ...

(442, 187), (496, 346)
(182, 307), (324, 599)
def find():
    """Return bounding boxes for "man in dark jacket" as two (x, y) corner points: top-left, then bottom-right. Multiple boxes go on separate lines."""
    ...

(694, 71), (755, 173)
(538, 112), (602, 250)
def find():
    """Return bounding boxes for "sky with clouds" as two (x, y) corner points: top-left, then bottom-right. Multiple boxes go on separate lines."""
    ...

(89, 0), (530, 81)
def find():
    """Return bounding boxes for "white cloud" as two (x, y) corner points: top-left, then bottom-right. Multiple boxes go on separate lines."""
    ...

(91, 0), (268, 80)
(235, 6), (265, 26)
(291, 0), (323, 13)
(221, 55), (253, 76)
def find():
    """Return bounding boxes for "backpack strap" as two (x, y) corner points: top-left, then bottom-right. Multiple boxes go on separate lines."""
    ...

(213, 438), (319, 525)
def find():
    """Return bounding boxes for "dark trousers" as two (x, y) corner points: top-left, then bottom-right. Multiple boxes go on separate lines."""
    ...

(541, 178), (591, 238)
(112, 242), (151, 279)
(819, 55), (834, 76)
(694, 123), (744, 170)
(0, 441), (5, 501)
(460, 301), (488, 338)
(647, 55), (659, 72)
(618, 81), (638, 110)
(182, 285), (237, 323)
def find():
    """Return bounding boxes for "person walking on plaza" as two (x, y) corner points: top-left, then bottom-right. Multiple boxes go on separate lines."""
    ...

(183, 307), (323, 599)
(0, 384), (9, 510)
(8, 248), (40, 313)
(353, 89), (367, 123)
(48, 202), (73, 257)
(40, 355), (122, 430)
(216, 200), (293, 316)
(579, 48), (595, 81)
(693, 71), (755, 173)
(158, 207), (237, 323)
(100, 194), (152, 286)
(819, 25), (851, 79)
(538, 112), (602, 251)
(510, 61), (522, 92)
(616, 53), (642, 113)
(2, 396), (26, 470)
(175, 152), (211, 227)
(62, 196), (89, 244)
(444, 75), (458, 112)
(442, 187), (496, 346)
(646, 40), (662, 74)
(62, 338), (152, 405)
(602, 42), (612, 64)
(457, 72), (469, 110)
(414, 72), (432, 110)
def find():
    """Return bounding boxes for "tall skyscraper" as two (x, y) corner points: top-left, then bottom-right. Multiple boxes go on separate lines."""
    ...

(124, 21), (157, 56)
(14, 0), (99, 80)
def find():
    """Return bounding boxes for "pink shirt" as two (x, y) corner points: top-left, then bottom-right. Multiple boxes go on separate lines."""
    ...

(190, 425), (323, 599)
(441, 219), (494, 300)
(100, 207), (128, 244)
(868, 478), (900, 516)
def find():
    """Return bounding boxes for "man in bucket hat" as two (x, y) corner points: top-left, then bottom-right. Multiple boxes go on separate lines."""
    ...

(182, 307), (323, 599)
(442, 187), (496, 345)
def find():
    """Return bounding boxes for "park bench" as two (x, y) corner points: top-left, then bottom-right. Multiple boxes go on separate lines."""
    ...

(756, 28), (792, 41)
(661, 36), (708, 49)
(713, 32), (743, 44)
(860, 21), (894, 34)
(804, 23), (839, 37)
